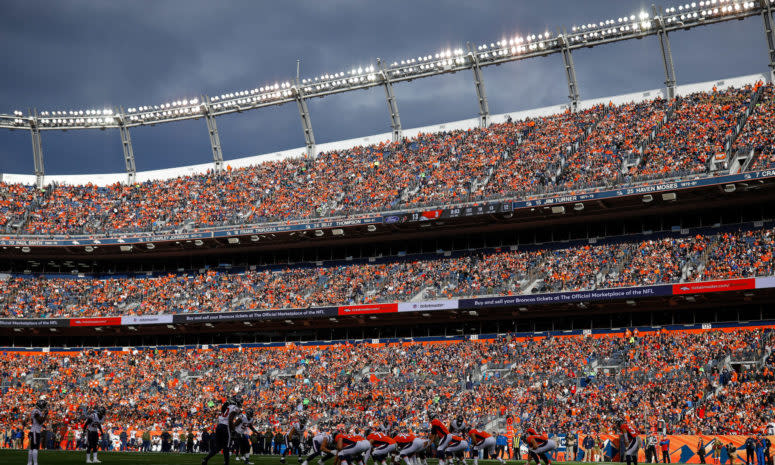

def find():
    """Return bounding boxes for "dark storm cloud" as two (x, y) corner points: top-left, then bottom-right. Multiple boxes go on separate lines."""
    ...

(0, 0), (768, 175)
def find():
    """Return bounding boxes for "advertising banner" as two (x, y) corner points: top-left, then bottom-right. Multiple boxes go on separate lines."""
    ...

(756, 276), (775, 289)
(459, 285), (672, 309)
(69, 317), (122, 327)
(0, 318), (69, 328)
(397, 300), (459, 312)
(672, 278), (756, 295)
(172, 307), (337, 324)
(120, 315), (174, 325)
(338, 303), (398, 315)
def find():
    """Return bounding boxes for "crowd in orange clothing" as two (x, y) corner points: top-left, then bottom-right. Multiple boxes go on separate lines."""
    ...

(0, 225), (772, 319)
(639, 86), (753, 179)
(735, 83), (775, 171)
(0, 85), (768, 236)
(558, 99), (669, 191)
(0, 327), (772, 442)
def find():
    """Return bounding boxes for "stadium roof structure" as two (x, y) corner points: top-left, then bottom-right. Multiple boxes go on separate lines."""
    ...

(1, 0), (774, 187)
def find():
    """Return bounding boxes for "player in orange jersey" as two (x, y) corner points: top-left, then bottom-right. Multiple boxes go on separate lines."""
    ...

(618, 420), (642, 465)
(366, 430), (396, 465)
(394, 432), (430, 465)
(522, 428), (557, 465)
(333, 432), (370, 465)
(469, 428), (504, 465)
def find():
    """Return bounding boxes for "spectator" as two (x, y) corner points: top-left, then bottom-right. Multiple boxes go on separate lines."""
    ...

(583, 434), (595, 462)
(566, 431), (577, 462)
(660, 436), (671, 464)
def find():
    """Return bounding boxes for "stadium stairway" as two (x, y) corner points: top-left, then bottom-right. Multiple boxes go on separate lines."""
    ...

(554, 105), (611, 185)
(624, 98), (681, 173)
(711, 85), (764, 173)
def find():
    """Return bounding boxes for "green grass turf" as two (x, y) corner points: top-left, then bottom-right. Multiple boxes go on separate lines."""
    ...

(0, 452), (601, 465)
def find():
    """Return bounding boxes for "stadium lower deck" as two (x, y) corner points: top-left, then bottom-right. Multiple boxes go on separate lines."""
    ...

(1, 323), (773, 440)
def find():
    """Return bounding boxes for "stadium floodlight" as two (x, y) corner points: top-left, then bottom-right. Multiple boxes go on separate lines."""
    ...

(662, 192), (677, 201)
(0, 1), (768, 133)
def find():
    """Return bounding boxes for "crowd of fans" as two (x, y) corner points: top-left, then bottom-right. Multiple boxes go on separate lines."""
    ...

(735, 83), (775, 172)
(0, 327), (772, 449)
(0, 225), (772, 319)
(557, 99), (668, 191)
(639, 85), (754, 179)
(0, 84), (770, 236)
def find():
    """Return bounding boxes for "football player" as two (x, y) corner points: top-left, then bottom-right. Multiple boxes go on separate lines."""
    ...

(234, 408), (260, 464)
(27, 398), (48, 465)
(367, 429), (397, 465)
(394, 432), (430, 465)
(618, 420), (641, 465)
(522, 428), (557, 465)
(333, 431), (370, 465)
(82, 406), (106, 464)
(281, 415), (307, 464)
(301, 430), (336, 465)
(469, 428), (504, 465)
(202, 396), (241, 465)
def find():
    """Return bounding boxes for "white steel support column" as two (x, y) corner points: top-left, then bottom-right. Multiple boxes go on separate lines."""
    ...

(468, 44), (490, 127)
(118, 108), (137, 184)
(378, 59), (402, 142)
(761, 0), (775, 82)
(30, 112), (44, 188)
(204, 96), (224, 172)
(560, 33), (580, 112)
(654, 6), (678, 99)
(294, 87), (316, 156)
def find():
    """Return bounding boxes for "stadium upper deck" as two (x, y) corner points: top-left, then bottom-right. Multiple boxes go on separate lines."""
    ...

(0, 77), (772, 239)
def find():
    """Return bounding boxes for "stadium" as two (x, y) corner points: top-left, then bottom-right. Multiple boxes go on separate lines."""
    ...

(1, 1), (775, 465)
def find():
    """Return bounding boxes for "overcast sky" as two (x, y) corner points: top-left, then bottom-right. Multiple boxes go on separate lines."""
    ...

(0, 0), (767, 176)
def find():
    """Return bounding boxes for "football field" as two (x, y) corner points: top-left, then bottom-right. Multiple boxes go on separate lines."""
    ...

(0, 451), (592, 465)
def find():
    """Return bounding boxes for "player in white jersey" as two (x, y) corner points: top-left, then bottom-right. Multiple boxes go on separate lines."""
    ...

(301, 431), (336, 465)
(234, 409), (260, 464)
(281, 416), (307, 464)
(27, 399), (48, 465)
(203, 397), (241, 465)
(82, 406), (106, 463)
(449, 416), (468, 435)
